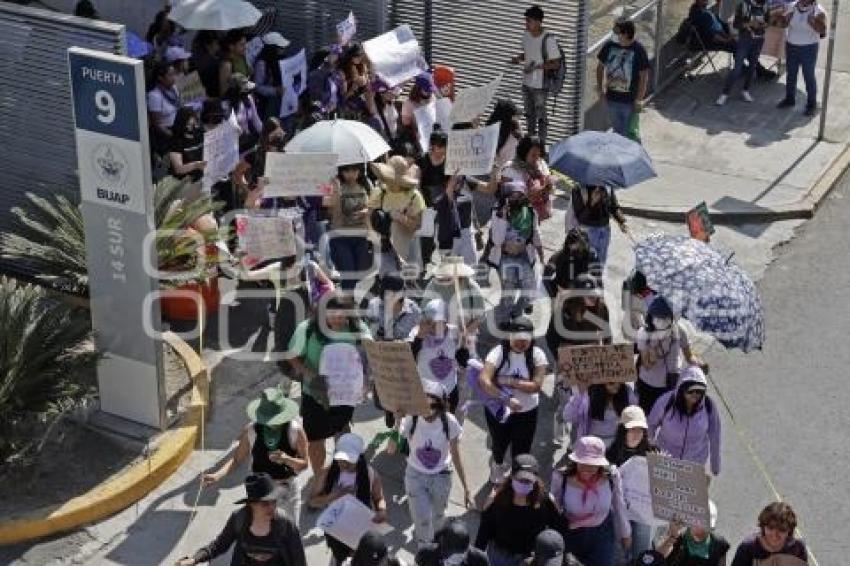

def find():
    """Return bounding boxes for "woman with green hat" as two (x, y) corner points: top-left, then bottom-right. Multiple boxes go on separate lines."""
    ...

(202, 388), (308, 526)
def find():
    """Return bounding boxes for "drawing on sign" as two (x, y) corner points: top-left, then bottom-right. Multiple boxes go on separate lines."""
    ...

(319, 343), (364, 407)
(263, 152), (337, 198)
(445, 123), (500, 176)
(363, 340), (430, 416)
(557, 343), (636, 387)
(449, 74), (503, 125)
(93, 144), (129, 187)
(317, 495), (393, 549)
(647, 453), (711, 528)
(235, 214), (297, 268)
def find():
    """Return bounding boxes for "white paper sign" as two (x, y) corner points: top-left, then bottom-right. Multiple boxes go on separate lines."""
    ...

(415, 208), (437, 237)
(319, 343), (364, 407)
(449, 74), (503, 125)
(363, 25), (427, 87)
(337, 11), (357, 45)
(202, 113), (240, 193)
(235, 214), (297, 268)
(619, 456), (660, 526)
(317, 494), (393, 549)
(263, 153), (337, 198)
(246, 36), (264, 69)
(280, 48), (307, 118)
(415, 98), (453, 153)
(445, 123), (500, 176)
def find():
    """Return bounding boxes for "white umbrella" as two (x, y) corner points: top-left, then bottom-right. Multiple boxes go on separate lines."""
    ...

(285, 120), (391, 166)
(169, 0), (262, 31)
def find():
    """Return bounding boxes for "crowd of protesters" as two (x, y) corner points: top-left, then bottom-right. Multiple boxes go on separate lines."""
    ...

(77, 0), (818, 564)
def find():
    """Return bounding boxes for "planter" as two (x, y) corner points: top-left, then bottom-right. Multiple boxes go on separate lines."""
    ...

(159, 277), (220, 321)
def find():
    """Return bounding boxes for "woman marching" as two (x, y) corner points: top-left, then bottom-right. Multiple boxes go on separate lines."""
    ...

(387, 380), (474, 549)
(657, 502), (731, 566)
(562, 380), (637, 448)
(202, 388), (308, 526)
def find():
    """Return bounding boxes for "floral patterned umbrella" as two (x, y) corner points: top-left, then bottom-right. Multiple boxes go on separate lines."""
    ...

(634, 233), (764, 351)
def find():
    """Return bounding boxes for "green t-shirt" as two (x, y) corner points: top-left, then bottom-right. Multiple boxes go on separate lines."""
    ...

(288, 319), (371, 402)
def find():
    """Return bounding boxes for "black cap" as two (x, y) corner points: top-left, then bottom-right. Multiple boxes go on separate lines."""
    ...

(435, 518), (471, 556)
(508, 315), (535, 333)
(351, 530), (388, 565)
(512, 453), (540, 477)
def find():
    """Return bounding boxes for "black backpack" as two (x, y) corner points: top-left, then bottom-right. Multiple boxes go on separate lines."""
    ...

(542, 32), (567, 96)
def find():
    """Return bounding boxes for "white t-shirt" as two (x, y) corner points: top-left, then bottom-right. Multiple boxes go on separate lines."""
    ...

(785, 1), (826, 45)
(485, 345), (548, 412)
(410, 325), (462, 394)
(400, 413), (462, 474)
(636, 321), (691, 388)
(522, 31), (560, 89)
(502, 159), (552, 189)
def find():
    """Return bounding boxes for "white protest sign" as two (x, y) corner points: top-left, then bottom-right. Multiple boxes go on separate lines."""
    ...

(445, 123), (500, 176)
(279, 48), (307, 118)
(263, 153), (337, 198)
(235, 214), (297, 268)
(201, 113), (240, 193)
(619, 456), (661, 527)
(337, 11), (357, 45)
(363, 25), (427, 87)
(449, 74), (503, 125)
(319, 343), (364, 407)
(415, 98), (453, 153)
(317, 494), (393, 549)
(246, 36), (264, 69)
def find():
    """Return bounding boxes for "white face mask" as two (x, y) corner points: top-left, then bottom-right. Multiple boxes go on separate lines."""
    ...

(338, 471), (357, 488)
(653, 317), (673, 331)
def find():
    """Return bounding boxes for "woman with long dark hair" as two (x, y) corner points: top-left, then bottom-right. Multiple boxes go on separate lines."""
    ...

(168, 107), (206, 187)
(542, 228), (599, 297)
(474, 454), (561, 565)
(339, 43), (372, 120)
(563, 381), (637, 448)
(502, 135), (554, 221)
(222, 73), (263, 157)
(328, 163), (373, 291)
(253, 33), (289, 119)
(487, 99), (523, 169)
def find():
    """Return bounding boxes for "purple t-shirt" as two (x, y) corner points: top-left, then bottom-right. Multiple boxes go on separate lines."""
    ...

(731, 533), (808, 566)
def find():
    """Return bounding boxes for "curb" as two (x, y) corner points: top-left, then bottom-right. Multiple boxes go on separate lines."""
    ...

(0, 332), (210, 545)
(618, 142), (850, 224)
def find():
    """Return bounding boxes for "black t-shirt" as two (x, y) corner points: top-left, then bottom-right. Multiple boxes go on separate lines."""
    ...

(417, 154), (448, 207)
(241, 527), (286, 565)
(169, 131), (204, 182)
(731, 534), (808, 566)
(474, 497), (563, 556)
(597, 40), (651, 104)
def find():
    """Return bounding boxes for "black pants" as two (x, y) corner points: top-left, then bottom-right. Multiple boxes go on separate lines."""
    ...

(637, 378), (672, 416)
(485, 407), (538, 465)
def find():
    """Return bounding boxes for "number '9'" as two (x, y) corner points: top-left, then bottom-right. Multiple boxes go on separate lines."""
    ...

(95, 89), (116, 124)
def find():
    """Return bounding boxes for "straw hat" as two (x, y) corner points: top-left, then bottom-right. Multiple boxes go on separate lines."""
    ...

(371, 155), (419, 190)
(434, 255), (475, 278)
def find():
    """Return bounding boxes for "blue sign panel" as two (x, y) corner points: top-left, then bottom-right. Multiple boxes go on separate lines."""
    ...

(69, 50), (140, 142)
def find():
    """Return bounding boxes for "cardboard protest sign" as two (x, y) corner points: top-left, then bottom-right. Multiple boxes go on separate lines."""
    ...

(317, 494), (393, 549)
(618, 456), (659, 526)
(176, 71), (206, 106)
(363, 340), (430, 416)
(686, 201), (714, 243)
(414, 97), (453, 153)
(445, 123), (500, 176)
(557, 343), (636, 387)
(319, 343), (364, 407)
(363, 25), (427, 87)
(648, 453), (711, 528)
(279, 48), (307, 118)
(755, 557), (807, 566)
(337, 11), (357, 45)
(263, 152), (337, 198)
(449, 74), (503, 125)
(235, 214), (297, 268)
(202, 113), (240, 193)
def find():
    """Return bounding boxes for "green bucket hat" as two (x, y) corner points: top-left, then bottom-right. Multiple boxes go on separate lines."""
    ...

(245, 388), (298, 426)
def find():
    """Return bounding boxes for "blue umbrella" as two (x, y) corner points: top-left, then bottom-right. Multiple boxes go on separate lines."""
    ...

(126, 31), (153, 59)
(634, 233), (764, 351)
(549, 130), (656, 188)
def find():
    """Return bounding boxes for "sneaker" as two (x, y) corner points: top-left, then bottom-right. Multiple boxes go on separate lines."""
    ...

(777, 98), (795, 109)
(741, 90), (754, 103)
(804, 104), (818, 117)
(715, 93), (728, 106)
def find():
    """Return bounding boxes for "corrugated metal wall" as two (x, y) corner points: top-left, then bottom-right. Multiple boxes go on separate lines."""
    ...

(0, 2), (125, 278)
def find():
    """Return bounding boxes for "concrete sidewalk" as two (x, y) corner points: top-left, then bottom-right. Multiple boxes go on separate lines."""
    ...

(618, 9), (850, 222)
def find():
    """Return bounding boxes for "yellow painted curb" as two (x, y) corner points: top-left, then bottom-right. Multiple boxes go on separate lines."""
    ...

(0, 332), (210, 545)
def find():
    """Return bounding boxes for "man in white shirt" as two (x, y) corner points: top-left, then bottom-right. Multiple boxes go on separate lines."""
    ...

(510, 5), (561, 147)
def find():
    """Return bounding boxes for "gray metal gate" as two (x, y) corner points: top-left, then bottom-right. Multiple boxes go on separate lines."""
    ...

(0, 2), (125, 279)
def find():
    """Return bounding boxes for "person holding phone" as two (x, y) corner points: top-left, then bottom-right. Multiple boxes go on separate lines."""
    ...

(776, 0), (827, 116)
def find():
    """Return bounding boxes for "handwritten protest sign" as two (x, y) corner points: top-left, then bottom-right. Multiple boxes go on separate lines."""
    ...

(686, 201), (714, 243)
(445, 123), (500, 176)
(449, 74), (503, 125)
(337, 11), (357, 45)
(319, 343), (364, 407)
(202, 113), (240, 193)
(557, 343), (636, 387)
(263, 153), (337, 198)
(280, 48), (307, 118)
(317, 495), (393, 549)
(414, 97), (453, 153)
(235, 214), (297, 268)
(363, 25), (427, 87)
(176, 71), (206, 107)
(648, 453), (711, 528)
(619, 456), (660, 526)
(363, 340), (430, 416)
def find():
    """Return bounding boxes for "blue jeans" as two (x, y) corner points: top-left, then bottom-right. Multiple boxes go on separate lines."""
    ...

(565, 513), (616, 566)
(723, 34), (765, 94)
(620, 520), (653, 564)
(404, 466), (453, 549)
(486, 544), (526, 566)
(606, 99), (635, 138)
(785, 42), (819, 107)
(523, 85), (549, 145)
(583, 224), (612, 267)
(329, 235), (371, 290)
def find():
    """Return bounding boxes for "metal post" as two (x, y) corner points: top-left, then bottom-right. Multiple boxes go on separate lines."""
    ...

(653, 0), (664, 93)
(818, 0), (839, 140)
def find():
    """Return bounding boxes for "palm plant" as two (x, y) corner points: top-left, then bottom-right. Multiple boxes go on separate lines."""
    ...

(0, 276), (99, 460)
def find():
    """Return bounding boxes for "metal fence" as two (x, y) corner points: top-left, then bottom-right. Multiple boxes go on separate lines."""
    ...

(0, 2), (126, 279)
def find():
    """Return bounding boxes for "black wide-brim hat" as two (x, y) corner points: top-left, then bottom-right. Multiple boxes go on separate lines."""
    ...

(235, 473), (282, 504)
